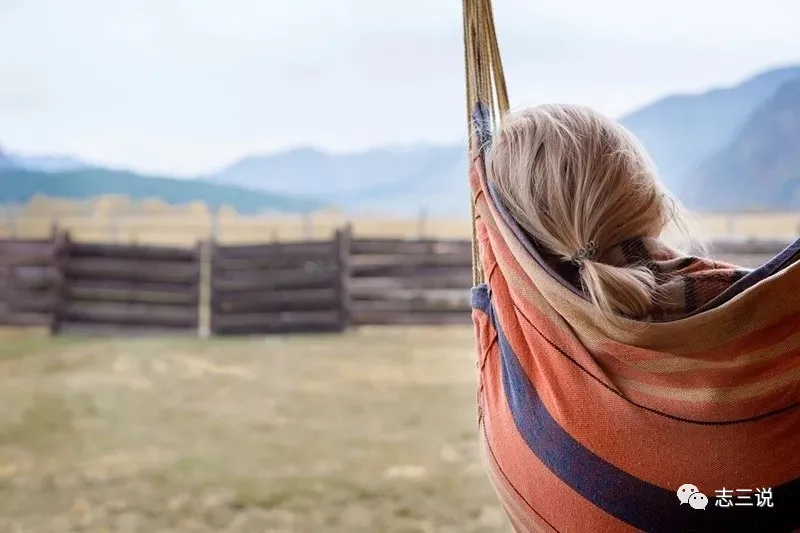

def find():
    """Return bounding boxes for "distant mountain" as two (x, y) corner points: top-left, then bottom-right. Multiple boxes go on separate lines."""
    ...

(619, 66), (800, 195)
(10, 153), (88, 172)
(212, 65), (800, 214)
(687, 78), (800, 211)
(6, 65), (798, 214)
(0, 167), (320, 214)
(0, 147), (14, 169)
(214, 145), (468, 214)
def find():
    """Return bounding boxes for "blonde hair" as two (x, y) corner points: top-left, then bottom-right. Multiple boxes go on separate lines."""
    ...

(486, 104), (692, 320)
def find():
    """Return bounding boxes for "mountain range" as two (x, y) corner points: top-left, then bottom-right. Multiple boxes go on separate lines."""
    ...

(2, 64), (799, 214)
(208, 64), (800, 213)
(0, 155), (321, 214)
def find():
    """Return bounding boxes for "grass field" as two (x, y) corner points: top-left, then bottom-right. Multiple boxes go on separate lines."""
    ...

(3, 207), (800, 245)
(0, 327), (510, 533)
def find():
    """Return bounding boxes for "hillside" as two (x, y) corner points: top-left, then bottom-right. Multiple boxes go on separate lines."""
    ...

(0, 148), (12, 169)
(619, 66), (800, 194)
(687, 78), (800, 211)
(0, 167), (321, 214)
(10, 153), (89, 172)
(214, 145), (468, 214)
(212, 65), (800, 213)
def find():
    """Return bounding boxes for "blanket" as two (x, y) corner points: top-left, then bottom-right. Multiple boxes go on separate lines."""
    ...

(469, 102), (800, 532)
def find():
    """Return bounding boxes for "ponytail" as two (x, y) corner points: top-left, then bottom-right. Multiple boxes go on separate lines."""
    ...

(485, 103), (696, 322)
(578, 261), (658, 320)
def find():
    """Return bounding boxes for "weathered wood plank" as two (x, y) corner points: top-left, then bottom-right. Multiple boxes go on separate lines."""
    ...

(350, 310), (471, 326)
(212, 288), (338, 314)
(350, 263), (472, 278)
(212, 269), (339, 292)
(350, 287), (468, 302)
(0, 289), (59, 312)
(351, 299), (471, 314)
(57, 322), (197, 337)
(351, 239), (472, 255)
(64, 301), (198, 327)
(0, 250), (57, 267)
(211, 310), (344, 335)
(351, 251), (472, 269)
(335, 226), (352, 328)
(212, 256), (338, 272)
(1, 266), (62, 289)
(349, 272), (473, 291)
(213, 240), (335, 260)
(67, 242), (197, 261)
(0, 240), (55, 256)
(67, 280), (199, 306)
(0, 310), (53, 327)
(64, 258), (200, 284)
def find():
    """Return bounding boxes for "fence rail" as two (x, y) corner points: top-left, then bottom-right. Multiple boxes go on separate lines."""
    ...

(0, 230), (795, 336)
(0, 237), (63, 327)
(349, 237), (472, 325)
(55, 240), (201, 336)
(210, 228), (350, 335)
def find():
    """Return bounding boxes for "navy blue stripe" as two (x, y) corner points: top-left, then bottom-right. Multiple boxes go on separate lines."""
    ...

(474, 287), (800, 531)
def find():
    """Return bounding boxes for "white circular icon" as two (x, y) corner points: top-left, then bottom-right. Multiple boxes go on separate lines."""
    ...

(677, 483), (699, 504)
(689, 492), (709, 510)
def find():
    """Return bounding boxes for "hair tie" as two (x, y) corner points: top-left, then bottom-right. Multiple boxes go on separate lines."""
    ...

(570, 240), (598, 265)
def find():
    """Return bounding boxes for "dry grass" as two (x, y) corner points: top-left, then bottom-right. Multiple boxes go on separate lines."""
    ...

(0, 327), (509, 533)
(2, 198), (800, 246)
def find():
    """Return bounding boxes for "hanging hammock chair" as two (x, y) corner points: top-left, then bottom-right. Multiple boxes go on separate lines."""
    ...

(462, 1), (800, 531)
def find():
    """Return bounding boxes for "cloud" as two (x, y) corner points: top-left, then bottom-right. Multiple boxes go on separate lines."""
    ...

(0, 0), (798, 174)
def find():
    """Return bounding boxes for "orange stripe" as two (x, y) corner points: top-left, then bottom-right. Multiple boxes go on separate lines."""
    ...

(594, 345), (800, 392)
(479, 339), (637, 531)
(480, 429), (555, 533)
(480, 267), (800, 489)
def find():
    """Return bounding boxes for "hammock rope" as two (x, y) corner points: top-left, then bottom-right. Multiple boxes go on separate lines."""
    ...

(462, 0), (509, 285)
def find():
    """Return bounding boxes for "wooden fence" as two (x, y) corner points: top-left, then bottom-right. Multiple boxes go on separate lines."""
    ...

(55, 240), (202, 336)
(349, 238), (473, 325)
(0, 231), (795, 336)
(0, 237), (63, 327)
(210, 228), (350, 335)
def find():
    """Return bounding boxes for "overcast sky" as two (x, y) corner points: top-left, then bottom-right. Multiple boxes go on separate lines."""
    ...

(1, 0), (799, 176)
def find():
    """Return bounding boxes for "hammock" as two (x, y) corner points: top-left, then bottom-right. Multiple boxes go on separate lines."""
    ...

(462, 1), (800, 531)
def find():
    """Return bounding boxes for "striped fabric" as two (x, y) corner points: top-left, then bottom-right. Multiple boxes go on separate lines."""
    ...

(469, 103), (800, 532)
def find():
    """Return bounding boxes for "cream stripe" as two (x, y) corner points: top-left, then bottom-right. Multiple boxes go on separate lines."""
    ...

(614, 365), (800, 403)
(616, 329), (800, 374)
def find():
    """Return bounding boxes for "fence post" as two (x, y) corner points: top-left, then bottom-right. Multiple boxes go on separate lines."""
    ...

(197, 239), (210, 338)
(50, 229), (71, 335)
(335, 224), (353, 330)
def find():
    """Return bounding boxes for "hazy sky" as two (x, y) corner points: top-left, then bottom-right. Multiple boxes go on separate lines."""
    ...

(1, 0), (799, 176)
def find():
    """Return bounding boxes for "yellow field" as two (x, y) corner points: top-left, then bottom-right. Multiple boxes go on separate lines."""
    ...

(2, 205), (799, 246)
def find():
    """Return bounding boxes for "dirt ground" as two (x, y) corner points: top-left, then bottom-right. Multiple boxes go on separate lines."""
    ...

(0, 327), (511, 533)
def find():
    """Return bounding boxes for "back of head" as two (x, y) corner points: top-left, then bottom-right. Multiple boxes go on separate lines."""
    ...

(485, 104), (681, 320)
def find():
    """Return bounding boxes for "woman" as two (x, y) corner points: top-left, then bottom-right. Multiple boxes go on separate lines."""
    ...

(486, 104), (723, 320)
(469, 103), (800, 532)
